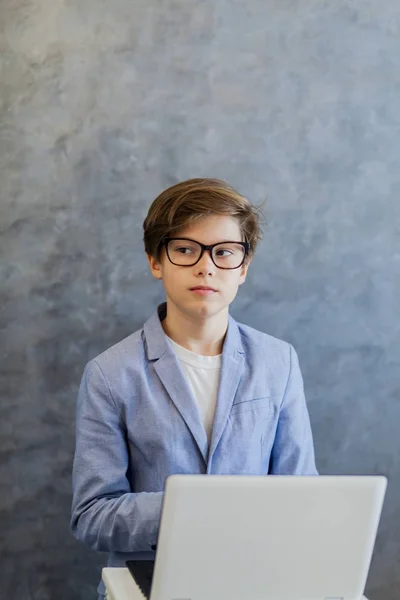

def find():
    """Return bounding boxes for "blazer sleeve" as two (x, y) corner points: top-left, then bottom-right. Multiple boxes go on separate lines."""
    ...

(269, 344), (318, 475)
(70, 359), (164, 552)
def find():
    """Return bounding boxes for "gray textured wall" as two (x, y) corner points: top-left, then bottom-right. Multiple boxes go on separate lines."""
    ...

(1, 1), (399, 599)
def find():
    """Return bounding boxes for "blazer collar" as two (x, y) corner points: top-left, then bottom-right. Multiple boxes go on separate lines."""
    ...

(143, 303), (170, 361)
(143, 302), (244, 360)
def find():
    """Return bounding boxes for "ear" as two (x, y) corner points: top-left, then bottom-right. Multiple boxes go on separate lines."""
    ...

(147, 253), (163, 280)
(238, 257), (252, 286)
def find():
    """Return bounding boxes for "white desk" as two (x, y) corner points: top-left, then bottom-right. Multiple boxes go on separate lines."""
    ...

(102, 567), (369, 600)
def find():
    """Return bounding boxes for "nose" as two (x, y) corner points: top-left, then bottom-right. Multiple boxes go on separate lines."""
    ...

(194, 249), (216, 276)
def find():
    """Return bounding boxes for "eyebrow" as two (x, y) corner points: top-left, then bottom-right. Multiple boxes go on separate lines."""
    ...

(171, 237), (244, 244)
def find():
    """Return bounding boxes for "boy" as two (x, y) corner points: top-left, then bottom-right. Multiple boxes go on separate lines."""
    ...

(71, 178), (317, 598)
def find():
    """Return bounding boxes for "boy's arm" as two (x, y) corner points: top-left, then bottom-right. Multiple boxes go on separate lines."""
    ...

(70, 360), (163, 553)
(269, 344), (318, 475)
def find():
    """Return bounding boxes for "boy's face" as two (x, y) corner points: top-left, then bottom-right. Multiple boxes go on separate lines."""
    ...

(147, 215), (251, 322)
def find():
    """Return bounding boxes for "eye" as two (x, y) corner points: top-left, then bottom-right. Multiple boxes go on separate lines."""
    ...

(215, 248), (234, 257)
(175, 245), (196, 254)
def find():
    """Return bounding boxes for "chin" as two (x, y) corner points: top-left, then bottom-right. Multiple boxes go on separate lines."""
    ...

(168, 294), (229, 321)
(189, 300), (226, 320)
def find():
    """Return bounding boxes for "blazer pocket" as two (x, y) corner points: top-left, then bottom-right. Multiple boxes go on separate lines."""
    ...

(230, 396), (271, 414)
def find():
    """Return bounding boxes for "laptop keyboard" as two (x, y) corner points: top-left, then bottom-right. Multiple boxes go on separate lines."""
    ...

(126, 560), (155, 599)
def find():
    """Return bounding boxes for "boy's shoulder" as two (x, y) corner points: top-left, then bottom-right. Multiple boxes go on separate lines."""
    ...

(233, 318), (295, 375)
(235, 318), (292, 356)
(88, 326), (145, 374)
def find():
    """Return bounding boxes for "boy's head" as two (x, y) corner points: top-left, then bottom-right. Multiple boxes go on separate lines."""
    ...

(143, 178), (263, 321)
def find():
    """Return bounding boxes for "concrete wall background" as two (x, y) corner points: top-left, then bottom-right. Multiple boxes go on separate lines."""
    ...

(1, 1), (399, 598)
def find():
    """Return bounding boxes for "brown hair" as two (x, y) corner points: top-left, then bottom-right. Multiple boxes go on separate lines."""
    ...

(143, 178), (263, 260)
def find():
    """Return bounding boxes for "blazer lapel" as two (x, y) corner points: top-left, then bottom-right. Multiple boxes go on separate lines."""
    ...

(144, 304), (208, 464)
(153, 353), (208, 463)
(208, 315), (245, 464)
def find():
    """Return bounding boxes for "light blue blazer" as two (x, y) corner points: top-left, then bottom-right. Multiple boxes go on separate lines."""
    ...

(71, 303), (317, 595)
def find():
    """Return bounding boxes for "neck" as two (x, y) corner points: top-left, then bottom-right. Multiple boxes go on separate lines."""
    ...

(162, 302), (228, 356)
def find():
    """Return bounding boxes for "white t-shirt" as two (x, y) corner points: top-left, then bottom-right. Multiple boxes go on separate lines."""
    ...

(167, 336), (222, 445)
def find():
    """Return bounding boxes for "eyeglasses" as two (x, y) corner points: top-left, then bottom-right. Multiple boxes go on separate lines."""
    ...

(163, 237), (250, 270)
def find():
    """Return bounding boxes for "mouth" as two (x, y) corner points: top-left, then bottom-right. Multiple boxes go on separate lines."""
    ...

(189, 286), (218, 295)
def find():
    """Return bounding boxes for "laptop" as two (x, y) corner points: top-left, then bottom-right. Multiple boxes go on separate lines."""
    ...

(126, 474), (387, 600)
